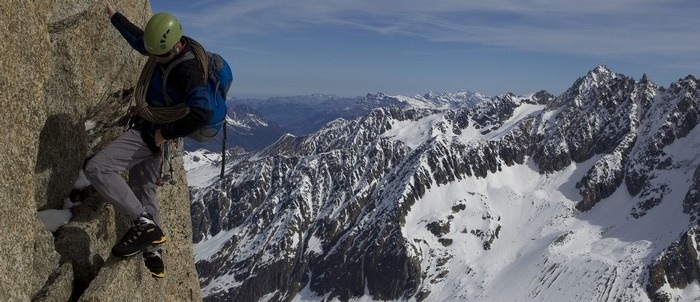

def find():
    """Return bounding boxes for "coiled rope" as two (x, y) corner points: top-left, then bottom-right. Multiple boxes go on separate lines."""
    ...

(132, 39), (209, 124)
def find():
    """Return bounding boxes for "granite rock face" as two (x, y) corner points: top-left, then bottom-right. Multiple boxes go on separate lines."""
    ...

(1, 1), (201, 301)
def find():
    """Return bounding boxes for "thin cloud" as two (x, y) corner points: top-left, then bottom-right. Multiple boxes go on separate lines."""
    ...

(171, 1), (700, 58)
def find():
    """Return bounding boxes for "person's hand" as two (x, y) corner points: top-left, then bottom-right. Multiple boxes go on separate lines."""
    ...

(155, 129), (166, 146)
(105, 1), (116, 19)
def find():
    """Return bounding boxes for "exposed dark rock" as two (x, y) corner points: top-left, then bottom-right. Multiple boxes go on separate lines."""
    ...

(647, 228), (700, 302)
(426, 220), (451, 237)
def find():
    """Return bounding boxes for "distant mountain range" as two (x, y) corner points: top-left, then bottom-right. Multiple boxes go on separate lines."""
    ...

(185, 91), (490, 152)
(185, 66), (700, 302)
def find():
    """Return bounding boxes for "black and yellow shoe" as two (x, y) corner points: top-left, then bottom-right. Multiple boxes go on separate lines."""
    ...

(143, 249), (165, 279)
(112, 213), (167, 257)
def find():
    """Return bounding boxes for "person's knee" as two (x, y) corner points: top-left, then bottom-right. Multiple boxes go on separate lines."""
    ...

(83, 156), (102, 181)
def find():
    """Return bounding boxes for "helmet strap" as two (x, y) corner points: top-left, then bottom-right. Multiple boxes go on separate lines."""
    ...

(174, 40), (185, 55)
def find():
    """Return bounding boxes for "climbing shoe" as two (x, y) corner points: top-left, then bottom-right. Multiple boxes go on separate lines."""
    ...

(112, 212), (167, 257)
(143, 249), (165, 279)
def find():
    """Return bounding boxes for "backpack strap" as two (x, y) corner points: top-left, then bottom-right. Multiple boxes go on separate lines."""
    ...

(159, 37), (211, 106)
(220, 120), (227, 179)
(161, 51), (195, 106)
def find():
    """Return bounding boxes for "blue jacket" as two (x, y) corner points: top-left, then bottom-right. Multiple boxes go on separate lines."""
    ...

(110, 13), (212, 141)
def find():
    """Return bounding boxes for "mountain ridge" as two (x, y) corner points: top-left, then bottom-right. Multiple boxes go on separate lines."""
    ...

(187, 66), (700, 302)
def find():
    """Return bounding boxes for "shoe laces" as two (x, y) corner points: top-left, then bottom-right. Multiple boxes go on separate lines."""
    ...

(135, 214), (156, 230)
(119, 226), (141, 245)
(119, 215), (155, 246)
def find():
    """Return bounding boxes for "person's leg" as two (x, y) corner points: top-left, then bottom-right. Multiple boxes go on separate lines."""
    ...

(129, 156), (161, 225)
(84, 129), (166, 257)
(130, 146), (168, 277)
(84, 129), (155, 220)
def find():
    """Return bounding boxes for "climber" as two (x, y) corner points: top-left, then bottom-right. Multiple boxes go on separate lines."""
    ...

(84, 2), (214, 279)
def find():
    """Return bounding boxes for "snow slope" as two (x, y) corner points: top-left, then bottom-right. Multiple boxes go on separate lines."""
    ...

(188, 115), (699, 302)
(286, 126), (700, 302)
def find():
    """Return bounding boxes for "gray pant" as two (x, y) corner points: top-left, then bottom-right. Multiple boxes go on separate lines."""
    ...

(84, 129), (162, 225)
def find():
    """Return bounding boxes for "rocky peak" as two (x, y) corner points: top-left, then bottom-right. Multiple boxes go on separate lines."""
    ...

(581, 65), (618, 89)
(641, 73), (649, 83)
(415, 90), (487, 109)
(590, 64), (615, 77)
(552, 65), (631, 109)
(530, 90), (555, 105)
(366, 92), (388, 99)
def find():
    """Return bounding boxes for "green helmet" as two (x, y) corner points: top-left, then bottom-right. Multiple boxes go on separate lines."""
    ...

(143, 13), (183, 55)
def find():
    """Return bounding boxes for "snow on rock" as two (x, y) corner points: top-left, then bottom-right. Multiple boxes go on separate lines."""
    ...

(37, 208), (72, 233)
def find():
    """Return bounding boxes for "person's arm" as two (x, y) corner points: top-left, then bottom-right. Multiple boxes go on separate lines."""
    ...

(105, 2), (148, 55)
(105, 1), (116, 18)
(160, 87), (213, 140)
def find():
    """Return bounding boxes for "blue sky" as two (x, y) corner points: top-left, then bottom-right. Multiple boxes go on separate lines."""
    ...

(150, 1), (700, 98)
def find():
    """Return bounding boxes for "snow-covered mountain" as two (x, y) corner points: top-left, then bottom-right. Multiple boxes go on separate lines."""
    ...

(185, 66), (700, 302)
(189, 92), (487, 153)
(235, 91), (485, 137)
(395, 90), (490, 109)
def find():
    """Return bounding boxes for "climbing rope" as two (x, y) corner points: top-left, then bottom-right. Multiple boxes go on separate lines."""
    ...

(132, 56), (189, 123)
(93, 2), (215, 187)
(132, 39), (209, 124)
